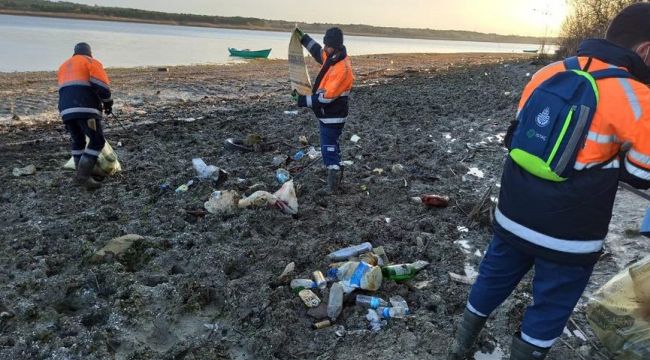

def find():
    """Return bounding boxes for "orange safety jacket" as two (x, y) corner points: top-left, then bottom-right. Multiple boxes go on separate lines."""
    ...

(298, 34), (354, 125)
(57, 55), (112, 121)
(495, 38), (650, 265)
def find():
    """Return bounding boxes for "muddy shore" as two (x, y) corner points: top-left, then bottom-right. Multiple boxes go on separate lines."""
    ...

(1, 53), (648, 360)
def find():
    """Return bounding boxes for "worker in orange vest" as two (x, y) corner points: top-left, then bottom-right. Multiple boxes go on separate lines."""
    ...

(57, 43), (113, 190)
(449, 4), (650, 360)
(292, 27), (355, 194)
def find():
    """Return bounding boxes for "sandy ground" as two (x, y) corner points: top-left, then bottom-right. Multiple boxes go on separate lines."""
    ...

(1, 53), (648, 360)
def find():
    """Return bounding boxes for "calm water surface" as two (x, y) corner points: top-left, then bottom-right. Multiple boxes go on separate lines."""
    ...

(0, 14), (551, 72)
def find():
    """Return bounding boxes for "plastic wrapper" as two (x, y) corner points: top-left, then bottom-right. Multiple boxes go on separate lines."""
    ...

(586, 256), (650, 359)
(63, 139), (122, 175)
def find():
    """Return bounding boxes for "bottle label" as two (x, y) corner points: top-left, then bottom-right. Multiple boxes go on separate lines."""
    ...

(370, 298), (379, 309)
(391, 265), (410, 276)
(349, 262), (370, 288)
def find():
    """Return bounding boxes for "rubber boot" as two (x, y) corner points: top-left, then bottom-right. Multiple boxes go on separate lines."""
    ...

(75, 155), (102, 190)
(327, 167), (342, 193)
(448, 308), (488, 360)
(509, 335), (549, 360)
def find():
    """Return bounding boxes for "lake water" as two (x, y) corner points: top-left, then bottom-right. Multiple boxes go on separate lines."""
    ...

(0, 14), (551, 72)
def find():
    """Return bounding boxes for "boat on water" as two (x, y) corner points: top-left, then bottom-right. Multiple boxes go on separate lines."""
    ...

(228, 48), (272, 58)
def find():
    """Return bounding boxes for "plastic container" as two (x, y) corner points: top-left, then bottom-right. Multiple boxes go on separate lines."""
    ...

(377, 306), (409, 319)
(290, 279), (317, 293)
(275, 168), (291, 184)
(328, 282), (345, 320)
(355, 295), (389, 309)
(382, 260), (429, 281)
(293, 150), (306, 161)
(327, 261), (383, 291)
(326, 242), (373, 261)
(313, 271), (327, 289)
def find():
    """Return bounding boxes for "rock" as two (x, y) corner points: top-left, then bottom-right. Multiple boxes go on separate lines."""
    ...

(12, 165), (36, 177)
(306, 303), (329, 319)
(91, 234), (144, 263)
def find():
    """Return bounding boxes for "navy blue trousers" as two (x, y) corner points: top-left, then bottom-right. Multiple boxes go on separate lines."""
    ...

(65, 117), (106, 161)
(467, 234), (594, 348)
(319, 123), (343, 168)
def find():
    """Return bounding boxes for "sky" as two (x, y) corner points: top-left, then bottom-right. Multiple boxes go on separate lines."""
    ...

(64, 0), (569, 37)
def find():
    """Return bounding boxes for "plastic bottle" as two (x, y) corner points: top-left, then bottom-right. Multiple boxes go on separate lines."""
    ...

(389, 295), (409, 310)
(326, 261), (383, 291)
(377, 306), (409, 319)
(276, 168), (291, 184)
(366, 309), (383, 331)
(327, 242), (373, 261)
(355, 295), (389, 309)
(381, 260), (430, 281)
(290, 279), (317, 293)
(293, 150), (306, 161)
(312, 271), (327, 289)
(327, 282), (345, 320)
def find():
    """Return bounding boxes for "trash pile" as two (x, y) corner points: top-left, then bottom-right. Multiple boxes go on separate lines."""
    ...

(288, 242), (429, 331)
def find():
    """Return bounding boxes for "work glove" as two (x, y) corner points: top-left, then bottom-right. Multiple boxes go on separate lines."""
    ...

(291, 89), (299, 102)
(103, 99), (114, 115)
(295, 28), (305, 38)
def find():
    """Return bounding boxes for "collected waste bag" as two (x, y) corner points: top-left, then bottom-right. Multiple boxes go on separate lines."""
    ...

(586, 256), (650, 359)
(63, 139), (122, 175)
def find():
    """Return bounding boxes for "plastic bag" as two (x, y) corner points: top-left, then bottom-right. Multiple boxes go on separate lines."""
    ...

(586, 256), (650, 359)
(63, 139), (122, 175)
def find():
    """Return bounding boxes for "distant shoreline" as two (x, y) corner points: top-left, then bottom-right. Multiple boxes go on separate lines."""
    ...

(0, 10), (553, 46)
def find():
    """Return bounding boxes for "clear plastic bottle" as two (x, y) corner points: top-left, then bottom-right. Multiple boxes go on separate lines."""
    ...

(381, 260), (430, 281)
(290, 279), (316, 293)
(356, 295), (389, 309)
(377, 306), (409, 319)
(389, 295), (409, 310)
(327, 282), (345, 320)
(326, 261), (383, 291)
(326, 242), (373, 261)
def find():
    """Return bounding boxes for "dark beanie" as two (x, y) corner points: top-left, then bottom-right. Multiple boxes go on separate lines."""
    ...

(606, 3), (650, 49)
(74, 42), (92, 57)
(323, 27), (344, 49)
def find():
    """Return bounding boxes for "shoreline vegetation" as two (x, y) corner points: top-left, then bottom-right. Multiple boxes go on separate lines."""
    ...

(0, 0), (555, 45)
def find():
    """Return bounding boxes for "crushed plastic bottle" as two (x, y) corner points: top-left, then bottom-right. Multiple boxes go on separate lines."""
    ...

(356, 295), (389, 309)
(382, 260), (430, 281)
(290, 279), (317, 293)
(377, 306), (409, 319)
(366, 309), (383, 331)
(327, 242), (373, 261)
(276, 168), (291, 184)
(326, 261), (383, 291)
(328, 282), (345, 320)
(293, 150), (306, 161)
(389, 295), (409, 310)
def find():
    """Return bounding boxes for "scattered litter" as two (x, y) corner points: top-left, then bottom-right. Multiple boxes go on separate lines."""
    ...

(504, 91), (511, 96)
(298, 135), (308, 145)
(278, 262), (296, 281)
(341, 160), (354, 166)
(335, 326), (346, 337)
(175, 180), (194, 193)
(204, 190), (240, 215)
(313, 271), (327, 289)
(275, 168), (291, 184)
(238, 180), (298, 215)
(327, 282), (345, 320)
(366, 309), (384, 331)
(177, 117), (196, 122)
(466, 167), (485, 178)
(372, 168), (384, 175)
(457, 226), (469, 233)
(391, 164), (405, 173)
(327, 242), (373, 261)
(418, 194), (450, 208)
(573, 329), (587, 342)
(385, 217), (391, 224)
(382, 260), (429, 282)
(192, 158), (226, 181)
(298, 289), (321, 308)
(12, 164), (36, 177)
(117, 141), (123, 147)
(91, 234), (143, 263)
(203, 323), (219, 331)
(449, 272), (475, 285)
(328, 261), (383, 291)
(291, 279), (317, 293)
(293, 150), (306, 161)
(312, 320), (332, 330)
(63, 140), (122, 175)
(159, 182), (171, 191)
(307, 146), (321, 159)
(350, 134), (361, 143)
(356, 295), (389, 309)
(284, 110), (299, 115)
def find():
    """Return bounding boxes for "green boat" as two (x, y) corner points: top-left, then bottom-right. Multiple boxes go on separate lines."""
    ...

(228, 48), (272, 58)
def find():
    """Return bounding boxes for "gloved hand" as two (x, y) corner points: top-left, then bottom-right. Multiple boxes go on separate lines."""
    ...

(291, 89), (299, 102)
(296, 28), (305, 38)
(103, 99), (113, 115)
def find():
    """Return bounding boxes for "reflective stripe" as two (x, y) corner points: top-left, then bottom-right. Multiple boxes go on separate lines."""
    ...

(586, 131), (618, 144)
(89, 77), (110, 90)
(306, 39), (317, 52)
(318, 93), (335, 104)
(625, 158), (650, 180)
(59, 80), (91, 89)
(71, 150), (84, 155)
(617, 78), (643, 121)
(84, 149), (101, 156)
(628, 149), (650, 167)
(319, 117), (346, 124)
(466, 303), (487, 318)
(521, 332), (556, 348)
(60, 107), (101, 116)
(495, 208), (604, 254)
(306, 96), (312, 108)
(574, 158), (620, 170)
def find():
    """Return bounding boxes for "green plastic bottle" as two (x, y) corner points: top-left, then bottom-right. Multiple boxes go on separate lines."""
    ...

(381, 260), (429, 281)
